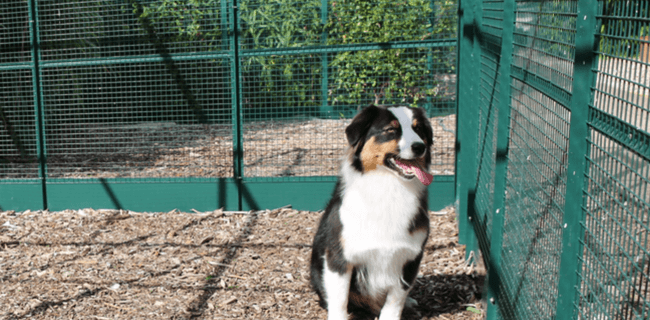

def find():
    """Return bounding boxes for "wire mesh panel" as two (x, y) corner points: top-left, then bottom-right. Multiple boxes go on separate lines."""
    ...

(239, 0), (457, 178)
(577, 0), (650, 318)
(500, 80), (571, 319)
(473, 0), (505, 255)
(2, 0), (457, 211)
(457, 0), (650, 317)
(37, 0), (228, 60)
(0, 70), (39, 179)
(593, 0), (649, 135)
(0, 2), (38, 180)
(41, 59), (233, 179)
(0, 1), (32, 64)
(511, 0), (576, 95)
(240, 51), (341, 178)
(33, 1), (234, 180)
(473, 0), (578, 318)
(581, 131), (650, 319)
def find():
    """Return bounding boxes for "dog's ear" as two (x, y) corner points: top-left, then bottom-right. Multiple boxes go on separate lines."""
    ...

(345, 105), (379, 146)
(412, 107), (434, 147)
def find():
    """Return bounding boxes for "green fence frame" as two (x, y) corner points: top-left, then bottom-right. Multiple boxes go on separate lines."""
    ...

(457, 0), (650, 318)
(0, 0), (457, 212)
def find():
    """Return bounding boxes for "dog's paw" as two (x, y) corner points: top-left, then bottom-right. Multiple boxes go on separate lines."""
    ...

(402, 297), (422, 319)
(405, 297), (418, 308)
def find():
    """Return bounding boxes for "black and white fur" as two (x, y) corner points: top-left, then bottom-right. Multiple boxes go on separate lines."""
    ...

(311, 105), (433, 320)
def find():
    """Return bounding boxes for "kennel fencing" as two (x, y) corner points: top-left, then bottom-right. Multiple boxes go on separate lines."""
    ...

(0, 0), (457, 212)
(456, 0), (650, 318)
(4, 0), (649, 318)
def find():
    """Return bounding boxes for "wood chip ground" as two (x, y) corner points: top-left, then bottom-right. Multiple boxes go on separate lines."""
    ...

(0, 206), (485, 319)
(4, 115), (455, 180)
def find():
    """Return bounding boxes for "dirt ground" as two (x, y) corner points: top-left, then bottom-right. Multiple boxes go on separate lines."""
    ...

(0, 206), (485, 320)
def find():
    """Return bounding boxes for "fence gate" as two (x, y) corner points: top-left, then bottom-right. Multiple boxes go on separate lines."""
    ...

(0, 0), (457, 212)
(457, 0), (650, 318)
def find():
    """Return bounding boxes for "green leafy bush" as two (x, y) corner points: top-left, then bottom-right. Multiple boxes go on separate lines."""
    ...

(326, 0), (435, 106)
(130, 0), (224, 51)
(238, 0), (324, 113)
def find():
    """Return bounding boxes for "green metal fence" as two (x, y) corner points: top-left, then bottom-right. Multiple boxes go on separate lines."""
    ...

(4, 0), (650, 318)
(0, 0), (457, 212)
(457, 0), (650, 318)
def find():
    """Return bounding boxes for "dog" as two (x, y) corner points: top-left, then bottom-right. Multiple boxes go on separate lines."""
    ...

(311, 104), (434, 320)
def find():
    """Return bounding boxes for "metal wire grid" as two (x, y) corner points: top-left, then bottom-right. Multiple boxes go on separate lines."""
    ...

(0, 70), (39, 179)
(481, 0), (504, 39)
(237, 0), (457, 178)
(238, 0), (323, 49)
(0, 0), (457, 185)
(498, 80), (571, 319)
(36, 0), (228, 61)
(240, 53), (323, 120)
(512, 0), (576, 94)
(474, 18), (503, 250)
(0, 2), (32, 64)
(593, 0), (650, 135)
(576, 1), (650, 318)
(580, 131), (650, 319)
(241, 52), (341, 178)
(241, 48), (456, 178)
(40, 59), (233, 179)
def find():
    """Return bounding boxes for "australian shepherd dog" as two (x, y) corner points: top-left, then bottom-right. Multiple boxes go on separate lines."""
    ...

(311, 104), (434, 320)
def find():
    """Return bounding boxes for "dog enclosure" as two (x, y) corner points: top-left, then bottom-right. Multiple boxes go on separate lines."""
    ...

(0, 0), (457, 212)
(2, 0), (650, 319)
(456, 0), (650, 318)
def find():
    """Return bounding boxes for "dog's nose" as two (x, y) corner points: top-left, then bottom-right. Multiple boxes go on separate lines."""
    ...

(411, 142), (426, 157)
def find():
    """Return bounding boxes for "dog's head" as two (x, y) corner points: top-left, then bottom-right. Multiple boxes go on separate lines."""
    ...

(345, 104), (434, 185)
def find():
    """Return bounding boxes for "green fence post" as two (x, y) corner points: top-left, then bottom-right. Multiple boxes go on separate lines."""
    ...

(229, 0), (244, 210)
(484, 0), (515, 317)
(425, 0), (435, 114)
(221, 0), (230, 48)
(555, 0), (598, 318)
(456, 0), (480, 255)
(28, 0), (47, 209)
(320, 0), (331, 118)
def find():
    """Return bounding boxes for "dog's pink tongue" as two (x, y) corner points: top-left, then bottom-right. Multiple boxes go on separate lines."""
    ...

(395, 160), (434, 186)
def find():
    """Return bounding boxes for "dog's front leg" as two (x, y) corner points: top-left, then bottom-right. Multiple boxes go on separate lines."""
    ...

(378, 285), (410, 320)
(323, 259), (352, 320)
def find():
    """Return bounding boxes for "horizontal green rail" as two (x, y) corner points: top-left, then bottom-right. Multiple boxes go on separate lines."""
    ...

(589, 107), (650, 160)
(21, 39), (457, 69)
(511, 65), (572, 109)
(37, 53), (233, 68)
(0, 63), (34, 71)
(240, 39), (458, 56)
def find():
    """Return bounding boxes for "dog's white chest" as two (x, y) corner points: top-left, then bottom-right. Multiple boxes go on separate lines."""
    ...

(339, 171), (427, 265)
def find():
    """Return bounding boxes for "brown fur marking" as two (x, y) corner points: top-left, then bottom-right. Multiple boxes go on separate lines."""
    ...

(360, 136), (398, 172)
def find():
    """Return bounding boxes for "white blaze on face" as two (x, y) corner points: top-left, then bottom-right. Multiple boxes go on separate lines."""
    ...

(388, 106), (424, 160)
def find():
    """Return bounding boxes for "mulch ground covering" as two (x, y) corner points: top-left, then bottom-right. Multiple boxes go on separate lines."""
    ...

(0, 206), (485, 319)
